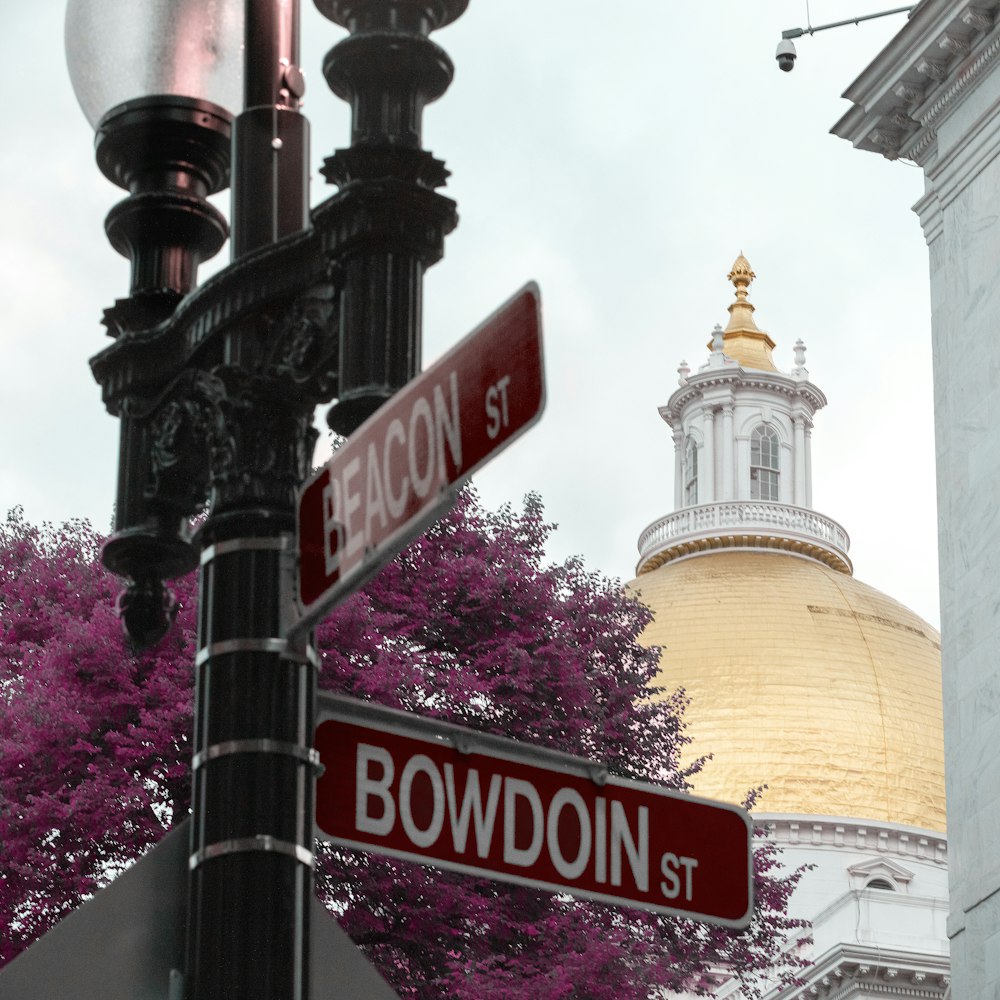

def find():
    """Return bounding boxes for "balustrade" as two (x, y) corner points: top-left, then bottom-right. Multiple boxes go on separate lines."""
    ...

(637, 501), (851, 573)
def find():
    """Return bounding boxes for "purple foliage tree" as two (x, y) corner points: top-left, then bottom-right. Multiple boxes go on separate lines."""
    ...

(0, 492), (807, 997)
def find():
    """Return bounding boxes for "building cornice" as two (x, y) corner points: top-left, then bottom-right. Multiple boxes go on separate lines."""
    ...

(757, 813), (948, 865)
(910, 27), (1000, 159)
(775, 944), (950, 1000)
(831, 0), (1000, 164)
(660, 368), (827, 427)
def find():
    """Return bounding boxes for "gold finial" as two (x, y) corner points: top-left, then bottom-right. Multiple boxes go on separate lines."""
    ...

(725, 252), (759, 331)
(708, 252), (778, 371)
(728, 252), (755, 288)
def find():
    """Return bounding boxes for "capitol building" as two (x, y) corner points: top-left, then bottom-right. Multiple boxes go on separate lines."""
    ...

(628, 256), (949, 1000)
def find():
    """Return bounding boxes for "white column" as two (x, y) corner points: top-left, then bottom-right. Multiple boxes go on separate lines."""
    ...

(793, 415), (806, 506)
(702, 408), (715, 501)
(805, 426), (813, 508)
(673, 428), (684, 510)
(722, 404), (734, 501)
(779, 444), (793, 504)
(736, 436), (750, 500)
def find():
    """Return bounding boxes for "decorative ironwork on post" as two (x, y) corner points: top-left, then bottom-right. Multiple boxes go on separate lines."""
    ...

(317, 0), (466, 433)
(67, 1), (469, 997)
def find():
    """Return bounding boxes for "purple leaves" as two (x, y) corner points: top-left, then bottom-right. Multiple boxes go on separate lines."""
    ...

(0, 493), (807, 996)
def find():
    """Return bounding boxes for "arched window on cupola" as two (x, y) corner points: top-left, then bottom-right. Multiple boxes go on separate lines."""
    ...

(684, 436), (698, 505)
(750, 424), (780, 502)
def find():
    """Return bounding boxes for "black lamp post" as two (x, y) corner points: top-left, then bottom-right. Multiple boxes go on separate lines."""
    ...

(65, 1), (467, 997)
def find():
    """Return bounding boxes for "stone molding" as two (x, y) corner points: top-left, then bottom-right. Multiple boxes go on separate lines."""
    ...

(718, 941), (950, 1000)
(925, 71), (1000, 196)
(907, 29), (1000, 160)
(846, 856), (917, 891)
(789, 945), (951, 1000)
(757, 814), (948, 866)
(663, 368), (826, 425)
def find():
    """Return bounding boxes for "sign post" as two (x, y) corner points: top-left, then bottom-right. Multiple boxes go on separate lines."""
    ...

(314, 694), (754, 929)
(294, 283), (544, 635)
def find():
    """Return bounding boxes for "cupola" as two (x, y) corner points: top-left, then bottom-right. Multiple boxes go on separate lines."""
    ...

(637, 255), (850, 575)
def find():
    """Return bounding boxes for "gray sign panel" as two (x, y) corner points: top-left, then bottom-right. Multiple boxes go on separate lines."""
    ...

(0, 820), (397, 999)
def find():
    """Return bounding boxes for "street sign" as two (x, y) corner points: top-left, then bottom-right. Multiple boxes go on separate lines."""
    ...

(0, 819), (400, 1000)
(294, 282), (544, 635)
(314, 694), (753, 929)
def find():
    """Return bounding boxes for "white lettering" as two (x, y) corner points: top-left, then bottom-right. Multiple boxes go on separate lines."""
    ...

(610, 802), (649, 892)
(341, 456), (363, 559)
(434, 372), (462, 479)
(399, 754), (445, 848)
(496, 375), (511, 428)
(594, 796), (607, 884)
(321, 477), (344, 577)
(356, 744), (395, 836)
(408, 397), (436, 499)
(444, 764), (501, 858)
(503, 778), (544, 867)
(485, 386), (501, 439)
(484, 374), (512, 440)
(547, 787), (591, 880)
(660, 852), (680, 899)
(384, 418), (409, 519)
(680, 855), (698, 900)
(364, 441), (388, 542)
(660, 853), (698, 901)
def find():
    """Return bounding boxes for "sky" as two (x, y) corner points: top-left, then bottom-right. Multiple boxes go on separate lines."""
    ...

(1, 2), (940, 628)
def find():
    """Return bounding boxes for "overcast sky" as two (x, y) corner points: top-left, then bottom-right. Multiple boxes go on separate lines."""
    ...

(1, 2), (940, 628)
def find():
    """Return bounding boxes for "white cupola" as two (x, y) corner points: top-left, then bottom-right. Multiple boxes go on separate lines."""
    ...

(637, 254), (851, 576)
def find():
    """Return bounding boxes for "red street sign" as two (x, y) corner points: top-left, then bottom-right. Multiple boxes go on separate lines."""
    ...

(294, 283), (544, 634)
(314, 695), (753, 928)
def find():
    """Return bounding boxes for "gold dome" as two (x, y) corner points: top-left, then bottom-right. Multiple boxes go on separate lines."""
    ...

(627, 550), (945, 831)
(711, 253), (779, 372)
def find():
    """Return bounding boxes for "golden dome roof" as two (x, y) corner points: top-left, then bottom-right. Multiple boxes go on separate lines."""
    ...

(627, 550), (945, 831)
(710, 253), (779, 371)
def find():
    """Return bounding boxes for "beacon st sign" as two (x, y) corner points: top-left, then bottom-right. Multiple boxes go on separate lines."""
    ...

(295, 283), (544, 634)
(315, 695), (754, 928)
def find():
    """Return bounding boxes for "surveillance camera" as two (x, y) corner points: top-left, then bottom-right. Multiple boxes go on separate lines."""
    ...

(775, 38), (797, 72)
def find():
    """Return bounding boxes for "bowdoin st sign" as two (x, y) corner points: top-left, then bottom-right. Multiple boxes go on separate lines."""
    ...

(294, 283), (544, 634)
(315, 696), (754, 928)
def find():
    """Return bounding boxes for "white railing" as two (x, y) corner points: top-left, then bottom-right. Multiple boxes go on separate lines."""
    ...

(637, 501), (851, 568)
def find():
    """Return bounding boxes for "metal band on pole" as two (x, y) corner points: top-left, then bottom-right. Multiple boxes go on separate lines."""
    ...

(192, 738), (322, 771)
(189, 836), (316, 870)
(195, 638), (319, 668)
(201, 536), (292, 565)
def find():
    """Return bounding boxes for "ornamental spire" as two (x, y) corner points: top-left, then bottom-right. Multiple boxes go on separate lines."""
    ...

(725, 252), (760, 333)
(710, 252), (778, 372)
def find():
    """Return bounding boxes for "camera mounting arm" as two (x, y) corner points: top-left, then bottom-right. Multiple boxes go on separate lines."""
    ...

(776, 5), (915, 71)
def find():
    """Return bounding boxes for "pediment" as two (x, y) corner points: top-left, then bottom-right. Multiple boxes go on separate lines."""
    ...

(847, 856), (915, 890)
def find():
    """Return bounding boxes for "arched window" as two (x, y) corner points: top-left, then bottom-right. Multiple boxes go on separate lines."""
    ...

(684, 436), (698, 505)
(750, 425), (780, 501)
(865, 878), (896, 891)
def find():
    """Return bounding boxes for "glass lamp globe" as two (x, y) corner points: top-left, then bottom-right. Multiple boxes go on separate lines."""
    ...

(65, 0), (245, 128)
